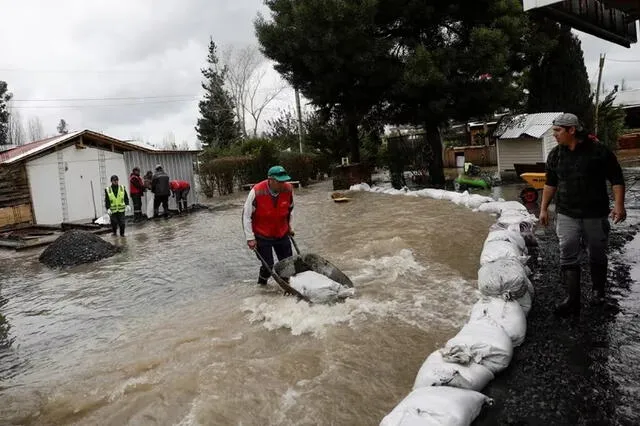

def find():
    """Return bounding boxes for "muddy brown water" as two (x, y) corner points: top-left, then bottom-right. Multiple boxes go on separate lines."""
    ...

(0, 180), (496, 426)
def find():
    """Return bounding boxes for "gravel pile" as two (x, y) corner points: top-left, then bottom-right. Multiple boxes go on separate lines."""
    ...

(39, 230), (120, 268)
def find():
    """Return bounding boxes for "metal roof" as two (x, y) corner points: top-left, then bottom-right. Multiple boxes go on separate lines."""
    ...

(613, 89), (640, 108)
(495, 112), (563, 140)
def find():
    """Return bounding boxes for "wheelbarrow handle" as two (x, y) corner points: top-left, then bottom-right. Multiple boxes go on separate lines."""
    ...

(289, 235), (301, 255)
(253, 247), (311, 304)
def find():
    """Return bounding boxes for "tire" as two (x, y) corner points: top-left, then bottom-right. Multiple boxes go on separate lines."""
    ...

(520, 187), (539, 204)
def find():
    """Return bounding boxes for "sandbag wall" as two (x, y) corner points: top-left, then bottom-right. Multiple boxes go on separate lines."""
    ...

(349, 183), (538, 426)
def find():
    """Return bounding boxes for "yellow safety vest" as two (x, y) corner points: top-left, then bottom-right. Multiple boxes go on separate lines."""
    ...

(107, 185), (126, 213)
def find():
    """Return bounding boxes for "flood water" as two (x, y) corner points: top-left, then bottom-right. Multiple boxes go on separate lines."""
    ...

(0, 180), (495, 426)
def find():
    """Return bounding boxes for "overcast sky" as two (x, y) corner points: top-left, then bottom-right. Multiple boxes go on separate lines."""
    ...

(1, 0), (639, 147)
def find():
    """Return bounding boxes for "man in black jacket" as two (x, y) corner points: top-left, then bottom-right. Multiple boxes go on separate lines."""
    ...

(151, 165), (170, 218)
(539, 113), (626, 316)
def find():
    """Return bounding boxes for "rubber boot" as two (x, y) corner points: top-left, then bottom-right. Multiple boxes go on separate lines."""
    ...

(590, 262), (607, 306)
(554, 265), (581, 317)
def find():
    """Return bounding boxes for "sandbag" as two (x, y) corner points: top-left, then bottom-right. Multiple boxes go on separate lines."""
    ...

(146, 192), (155, 219)
(380, 386), (493, 426)
(480, 240), (528, 266)
(477, 258), (530, 299)
(441, 317), (514, 374)
(94, 213), (110, 225)
(470, 298), (527, 347)
(413, 350), (494, 392)
(475, 201), (528, 215)
(516, 289), (533, 316)
(289, 270), (355, 304)
(484, 229), (527, 255)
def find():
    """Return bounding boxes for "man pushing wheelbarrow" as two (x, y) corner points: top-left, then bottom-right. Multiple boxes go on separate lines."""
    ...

(242, 165), (355, 304)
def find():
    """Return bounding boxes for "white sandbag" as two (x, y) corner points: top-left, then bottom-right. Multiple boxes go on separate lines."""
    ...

(474, 201), (528, 214)
(516, 288), (533, 316)
(441, 317), (513, 374)
(289, 270), (355, 304)
(452, 192), (494, 209)
(414, 188), (448, 200)
(349, 183), (371, 192)
(526, 277), (535, 300)
(485, 229), (527, 254)
(93, 213), (110, 225)
(480, 240), (528, 266)
(146, 192), (155, 219)
(380, 386), (493, 426)
(477, 258), (530, 299)
(413, 350), (494, 392)
(470, 298), (527, 347)
(497, 211), (537, 230)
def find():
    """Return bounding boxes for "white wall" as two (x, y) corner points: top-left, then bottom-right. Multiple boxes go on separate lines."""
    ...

(26, 154), (63, 225)
(497, 139), (544, 172)
(26, 145), (129, 224)
(542, 128), (558, 161)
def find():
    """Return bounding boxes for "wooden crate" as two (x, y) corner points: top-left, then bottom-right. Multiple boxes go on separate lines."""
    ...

(0, 203), (33, 229)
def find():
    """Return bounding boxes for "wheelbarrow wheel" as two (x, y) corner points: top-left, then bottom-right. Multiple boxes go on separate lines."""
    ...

(520, 187), (539, 204)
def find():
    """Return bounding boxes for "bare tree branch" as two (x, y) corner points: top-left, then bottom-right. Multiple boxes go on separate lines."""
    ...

(7, 103), (25, 145)
(27, 116), (44, 142)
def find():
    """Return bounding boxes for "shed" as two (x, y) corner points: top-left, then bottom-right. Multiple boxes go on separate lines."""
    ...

(494, 112), (563, 175)
(0, 130), (201, 228)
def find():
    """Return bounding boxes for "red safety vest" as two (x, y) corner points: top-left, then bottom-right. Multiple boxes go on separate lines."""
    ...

(129, 174), (144, 195)
(252, 180), (293, 239)
(169, 180), (190, 191)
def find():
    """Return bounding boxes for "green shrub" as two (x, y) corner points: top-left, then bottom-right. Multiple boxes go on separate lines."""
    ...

(199, 156), (252, 196)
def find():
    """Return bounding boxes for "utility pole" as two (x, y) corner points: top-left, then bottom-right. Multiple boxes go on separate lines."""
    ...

(294, 87), (304, 153)
(594, 53), (606, 137)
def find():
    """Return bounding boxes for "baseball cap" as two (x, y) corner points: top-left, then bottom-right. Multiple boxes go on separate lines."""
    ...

(553, 113), (584, 131)
(267, 165), (291, 182)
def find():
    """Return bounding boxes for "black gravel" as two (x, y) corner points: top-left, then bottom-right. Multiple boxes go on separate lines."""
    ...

(474, 220), (640, 426)
(38, 230), (121, 268)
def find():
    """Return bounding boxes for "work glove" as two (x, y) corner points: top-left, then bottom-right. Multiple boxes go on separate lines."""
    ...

(125, 205), (132, 213)
(107, 209), (112, 215)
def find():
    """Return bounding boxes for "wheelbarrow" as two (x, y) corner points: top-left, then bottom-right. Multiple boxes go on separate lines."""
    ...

(519, 172), (546, 204)
(254, 237), (354, 304)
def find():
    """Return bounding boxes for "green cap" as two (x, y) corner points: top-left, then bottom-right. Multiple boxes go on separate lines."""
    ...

(267, 165), (291, 182)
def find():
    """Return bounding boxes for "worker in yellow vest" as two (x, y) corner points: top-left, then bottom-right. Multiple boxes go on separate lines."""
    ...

(105, 175), (131, 236)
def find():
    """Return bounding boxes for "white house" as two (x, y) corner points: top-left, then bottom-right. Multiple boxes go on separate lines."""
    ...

(494, 112), (563, 175)
(0, 130), (200, 228)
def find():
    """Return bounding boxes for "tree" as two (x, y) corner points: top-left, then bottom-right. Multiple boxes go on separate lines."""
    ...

(256, 0), (399, 163)
(57, 119), (69, 135)
(0, 81), (12, 145)
(27, 116), (44, 142)
(7, 107), (25, 145)
(195, 37), (241, 149)
(378, 0), (529, 186)
(265, 108), (301, 151)
(222, 45), (287, 138)
(596, 89), (627, 150)
(526, 25), (594, 130)
(162, 131), (177, 150)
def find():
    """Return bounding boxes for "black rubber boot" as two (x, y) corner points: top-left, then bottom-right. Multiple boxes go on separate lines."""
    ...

(590, 262), (607, 306)
(554, 265), (581, 317)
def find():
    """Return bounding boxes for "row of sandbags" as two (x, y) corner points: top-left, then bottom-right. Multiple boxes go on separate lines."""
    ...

(351, 187), (538, 425)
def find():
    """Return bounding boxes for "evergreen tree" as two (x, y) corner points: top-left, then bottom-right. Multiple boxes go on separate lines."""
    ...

(57, 119), (69, 135)
(0, 81), (12, 145)
(195, 37), (240, 149)
(527, 25), (594, 129)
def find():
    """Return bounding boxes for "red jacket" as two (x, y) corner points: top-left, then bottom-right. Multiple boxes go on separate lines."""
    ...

(252, 180), (293, 239)
(169, 180), (191, 192)
(129, 173), (145, 196)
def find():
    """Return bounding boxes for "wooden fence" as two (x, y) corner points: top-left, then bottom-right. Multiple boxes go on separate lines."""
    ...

(443, 145), (497, 168)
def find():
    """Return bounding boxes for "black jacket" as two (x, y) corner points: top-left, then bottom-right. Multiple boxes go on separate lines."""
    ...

(151, 170), (170, 196)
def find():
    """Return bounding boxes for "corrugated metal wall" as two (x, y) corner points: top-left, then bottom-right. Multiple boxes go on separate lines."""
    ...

(123, 152), (200, 211)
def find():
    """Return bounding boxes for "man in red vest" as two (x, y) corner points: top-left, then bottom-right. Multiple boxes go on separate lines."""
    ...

(128, 167), (145, 221)
(242, 165), (295, 285)
(169, 179), (191, 214)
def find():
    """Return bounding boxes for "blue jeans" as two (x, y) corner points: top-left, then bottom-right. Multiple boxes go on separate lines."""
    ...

(556, 213), (610, 268)
(255, 236), (293, 284)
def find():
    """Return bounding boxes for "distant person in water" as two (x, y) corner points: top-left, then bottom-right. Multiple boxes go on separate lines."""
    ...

(151, 165), (170, 218)
(169, 180), (191, 214)
(105, 175), (131, 236)
(242, 165), (295, 285)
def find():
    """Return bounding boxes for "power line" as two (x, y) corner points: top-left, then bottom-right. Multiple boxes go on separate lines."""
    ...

(8, 98), (199, 109)
(11, 94), (199, 102)
(0, 66), (189, 73)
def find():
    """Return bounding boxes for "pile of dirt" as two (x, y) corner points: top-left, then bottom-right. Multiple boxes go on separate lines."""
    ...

(39, 230), (121, 268)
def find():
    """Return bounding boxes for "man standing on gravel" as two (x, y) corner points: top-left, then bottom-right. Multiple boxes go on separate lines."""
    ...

(539, 113), (626, 316)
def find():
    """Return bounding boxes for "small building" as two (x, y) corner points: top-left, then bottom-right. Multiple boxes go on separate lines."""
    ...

(0, 130), (201, 229)
(614, 88), (640, 130)
(493, 112), (563, 176)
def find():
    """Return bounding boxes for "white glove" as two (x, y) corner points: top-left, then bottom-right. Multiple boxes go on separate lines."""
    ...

(107, 209), (112, 215)
(125, 205), (132, 213)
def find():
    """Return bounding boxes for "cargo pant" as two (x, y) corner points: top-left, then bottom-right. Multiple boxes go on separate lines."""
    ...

(556, 213), (610, 268)
(255, 236), (293, 284)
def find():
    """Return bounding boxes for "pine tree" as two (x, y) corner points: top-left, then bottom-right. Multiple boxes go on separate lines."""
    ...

(527, 25), (594, 130)
(195, 38), (240, 149)
(0, 81), (12, 145)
